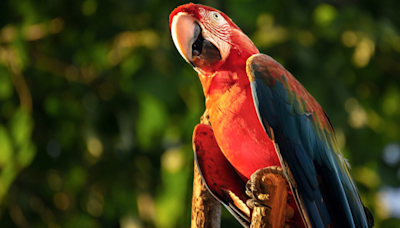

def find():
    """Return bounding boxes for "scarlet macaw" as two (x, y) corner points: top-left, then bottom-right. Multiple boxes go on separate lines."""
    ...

(170, 3), (374, 228)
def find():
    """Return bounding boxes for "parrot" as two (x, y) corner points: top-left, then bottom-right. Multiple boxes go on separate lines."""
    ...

(169, 3), (374, 228)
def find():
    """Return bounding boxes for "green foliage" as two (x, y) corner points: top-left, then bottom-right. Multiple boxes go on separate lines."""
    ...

(136, 92), (168, 149)
(0, 0), (400, 227)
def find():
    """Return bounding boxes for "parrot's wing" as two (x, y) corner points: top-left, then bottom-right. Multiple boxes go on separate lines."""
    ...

(246, 54), (373, 228)
(193, 124), (251, 227)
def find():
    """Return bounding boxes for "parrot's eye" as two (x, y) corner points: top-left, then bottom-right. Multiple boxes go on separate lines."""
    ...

(212, 12), (221, 21)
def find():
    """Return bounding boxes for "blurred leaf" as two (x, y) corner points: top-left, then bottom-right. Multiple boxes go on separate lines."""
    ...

(44, 95), (61, 116)
(156, 150), (190, 228)
(66, 166), (87, 191)
(0, 125), (12, 167)
(9, 108), (34, 146)
(82, 0), (98, 16)
(16, 141), (36, 167)
(136, 92), (168, 149)
(0, 67), (13, 100)
(121, 54), (144, 78)
(0, 163), (17, 204)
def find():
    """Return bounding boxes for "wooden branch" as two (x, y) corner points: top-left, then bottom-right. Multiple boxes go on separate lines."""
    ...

(191, 110), (221, 228)
(191, 162), (221, 228)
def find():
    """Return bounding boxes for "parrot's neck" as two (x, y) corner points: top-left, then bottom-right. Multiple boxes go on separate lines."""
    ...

(198, 29), (259, 99)
(198, 47), (257, 124)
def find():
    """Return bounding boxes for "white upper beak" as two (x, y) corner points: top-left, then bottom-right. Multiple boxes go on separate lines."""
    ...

(171, 12), (198, 65)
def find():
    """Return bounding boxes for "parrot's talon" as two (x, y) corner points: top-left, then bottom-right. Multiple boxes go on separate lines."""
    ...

(246, 199), (255, 209)
(245, 189), (252, 198)
(246, 199), (271, 209)
(245, 181), (253, 197)
(246, 166), (289, 209)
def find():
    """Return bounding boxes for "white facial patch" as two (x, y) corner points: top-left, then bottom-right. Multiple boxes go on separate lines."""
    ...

(198, 8), (231, 62)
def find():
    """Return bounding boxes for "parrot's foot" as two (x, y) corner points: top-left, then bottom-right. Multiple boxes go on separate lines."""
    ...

(245, 166), (288, 209)
(245, 166), (295, 226)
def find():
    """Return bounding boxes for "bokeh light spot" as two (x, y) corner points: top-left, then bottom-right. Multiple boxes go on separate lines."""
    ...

(24, 24), (47, 41)
(138, 30), (159, 49)
(383, 143), (400, 166)
(87, 198), (103, 217)
(0, 25), (16, 43)
(345, 98), (359, 113)
(82, 0), (97, 16)
(341, 31), (357, 47)
(379, 187), (400, 218)
(352, 37), (375, 68)
(313, 4), (337, 27)
(87, 137), (103, 157)
(354, 167), (380, 188)
(120, 216), (142, 228)
(334, 128), (346, 149)
(345, 98), (367, 128)
(257, 14), (273, 29)
(253, 13), (287, 47)
(87, 190), (104, 217)
(382, 87), (399, 116)
(81, 65), (97, 82)
(161, 148), (184, 173)
(49, 18), (64, 34)
(137, 193), (155, 221)
(47, 139), (61, 158)
(47, 170), (63, 191)
(65, 66), (80, 81)
(349, 107), (367, 129)
(30, 197), (44, 214)
(298, 30), (315, 47)
(391, 36), (400, 52)
(367, 110), (385, 133)
(54, 192), (70, 210)
(118, 32), (138, 48)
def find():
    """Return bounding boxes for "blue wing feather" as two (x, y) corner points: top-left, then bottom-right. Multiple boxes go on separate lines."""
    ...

(247, 54), (372, 228)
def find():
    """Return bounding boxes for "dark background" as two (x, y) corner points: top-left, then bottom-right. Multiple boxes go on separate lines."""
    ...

(0, 0), (400, 227)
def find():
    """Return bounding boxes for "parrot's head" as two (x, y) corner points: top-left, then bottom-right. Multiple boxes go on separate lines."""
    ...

(170, 3), (258, 75)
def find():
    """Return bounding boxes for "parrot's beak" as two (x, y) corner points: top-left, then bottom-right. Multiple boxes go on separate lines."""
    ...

(171, 12), (200, 67)
(171, 12), (222, 72)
